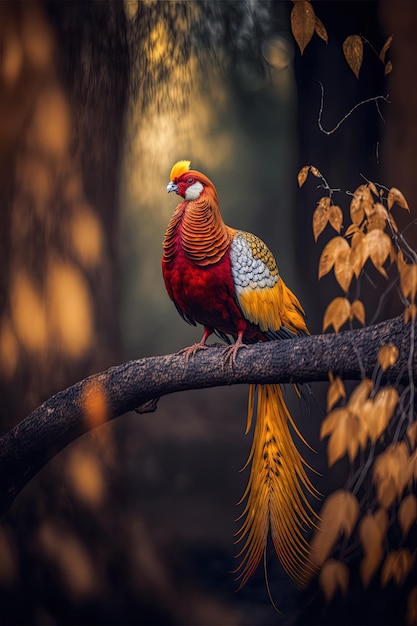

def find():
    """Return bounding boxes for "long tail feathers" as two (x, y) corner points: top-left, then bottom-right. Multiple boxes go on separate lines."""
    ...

(234, 383), (319, 588)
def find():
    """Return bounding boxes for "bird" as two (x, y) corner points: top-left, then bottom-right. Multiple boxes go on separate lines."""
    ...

(162, 159), (317, 587)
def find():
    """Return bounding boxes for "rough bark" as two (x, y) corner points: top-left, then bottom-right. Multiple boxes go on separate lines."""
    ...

(0, 314), (415, 516)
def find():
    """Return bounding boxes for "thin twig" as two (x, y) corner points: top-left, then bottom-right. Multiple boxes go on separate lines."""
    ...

(369, 276), (400, 325)
(317, 81), (390, 135)
(351, 442), (376, 496)
(314, 169), (340, 201)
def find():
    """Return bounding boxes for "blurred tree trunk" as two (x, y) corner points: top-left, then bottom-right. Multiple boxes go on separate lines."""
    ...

(0, 0), (129, 429)
(381, 0), (417, 254)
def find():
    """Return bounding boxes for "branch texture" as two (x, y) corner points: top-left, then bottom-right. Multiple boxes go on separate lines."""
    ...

(1, 315), (415, 515)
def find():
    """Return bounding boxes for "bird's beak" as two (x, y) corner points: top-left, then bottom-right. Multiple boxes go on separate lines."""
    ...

(167, 181), (178, 194)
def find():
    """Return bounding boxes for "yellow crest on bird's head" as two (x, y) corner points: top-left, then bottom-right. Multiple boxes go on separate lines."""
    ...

(170, 160), (191, 181)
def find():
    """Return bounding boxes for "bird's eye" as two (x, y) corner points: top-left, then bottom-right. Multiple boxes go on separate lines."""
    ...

(187, 177), (194, 184)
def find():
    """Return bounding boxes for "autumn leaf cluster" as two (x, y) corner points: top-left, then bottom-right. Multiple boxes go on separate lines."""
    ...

(310, 350), (417, 605)
(311, 490), (416, 599)
(290, 3), (414, 615)
(299, 165), (416, 332)
(290, 0), (393, 77)
(299, 167), (417, 614)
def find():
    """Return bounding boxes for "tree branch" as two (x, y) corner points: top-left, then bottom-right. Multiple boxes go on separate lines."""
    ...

(1, 315), (415, 516)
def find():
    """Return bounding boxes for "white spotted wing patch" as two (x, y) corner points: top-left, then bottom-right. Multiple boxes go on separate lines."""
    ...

(230, 231), (279, 294)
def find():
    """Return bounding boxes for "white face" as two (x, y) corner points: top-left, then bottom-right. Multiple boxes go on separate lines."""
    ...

(185, 181), (204, 200)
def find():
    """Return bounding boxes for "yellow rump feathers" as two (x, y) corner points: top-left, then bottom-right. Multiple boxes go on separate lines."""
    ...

(237, 280), (308, 335)
(170, 160), (191, 181)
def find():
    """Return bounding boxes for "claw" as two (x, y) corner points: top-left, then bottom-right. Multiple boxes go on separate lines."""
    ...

(177, 327), (213, 362)
(177, 341), (209, 363)
(222, 333), (248, 367)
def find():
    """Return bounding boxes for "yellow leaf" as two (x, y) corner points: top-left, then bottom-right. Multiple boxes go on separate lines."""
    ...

(374, 386), (399, 425)
(374, 478), (396, 515)
(328, 205), (343, 234)
(366, 230), (394, 278)
(350, 232), (368, 278)
(321, 405), (366, 465)
(319, 559), (349, 602)
(339, 491), (360, 537)
(323, 297), (351, 333)
(397, 249), (407, 272)
(334, 248), (354, 293)
(350, 184), (373, 224)
(373, 507), (389, 539)
(80, 379), (109, 429)
(327, 374), (346, 412)
(407, 586), (417, 626)
(363, 199), (375, 218)
(405, 303), (417, 324)
(359, 513), (384, 553)
(387, 187), (410, 212)
(66, 449), (105, 507)
(370, 201), (388, 218)
(381, 549), (415, 587)
(346, 379), (374, 447)
(408, 422), (417, 449)
(348, 378), (373, 415)
(297, 165), (310, 188)
(368, 181), (379, 197)
(379, 34), (393, 63)
(359, 515), (384, 587)
(351, 230), (366, 247)
(378, 343), (399, 371)
(366, 202), (389, 231)
(398, 494), (417, 538)
(343, 35), (363, 79)
(385, 60), (393, 76)
(313, 197), (331, 241)
(318, 237), (351, 279)
(350, 299), (365, 325)
(310, 490), (359, 567)
(364, 387), (398, 444)
(334, 489), (359, 539)
(373, 442), (410, 508)
(408, 450), (417, 487)
(350, 195), (365, 225)
(291, 0), (316, 55)
(349, 185), (370, 226)
(358, 399), (375, 442)
(400, 263), (417, 302)
(345, 223), (359, 238)
(314, 15), (328, 43)
(310, 165), (321, 178)
(321, 407), (349, 464)
(361, 547), (383, 589)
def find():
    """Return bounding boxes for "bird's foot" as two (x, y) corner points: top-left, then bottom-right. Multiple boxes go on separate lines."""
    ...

(222, 339), (248, 368)
(177, 341), (209, 363)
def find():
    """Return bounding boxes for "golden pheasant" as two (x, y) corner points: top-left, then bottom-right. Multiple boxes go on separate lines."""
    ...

(162, 160), (317, 587)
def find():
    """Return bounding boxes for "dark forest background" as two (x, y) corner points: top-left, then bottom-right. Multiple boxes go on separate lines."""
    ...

(0, 1), (415, 624)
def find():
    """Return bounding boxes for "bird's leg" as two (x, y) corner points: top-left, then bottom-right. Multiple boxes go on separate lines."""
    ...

(177, 326), (213, 362)
(222, 330), (248, 367)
